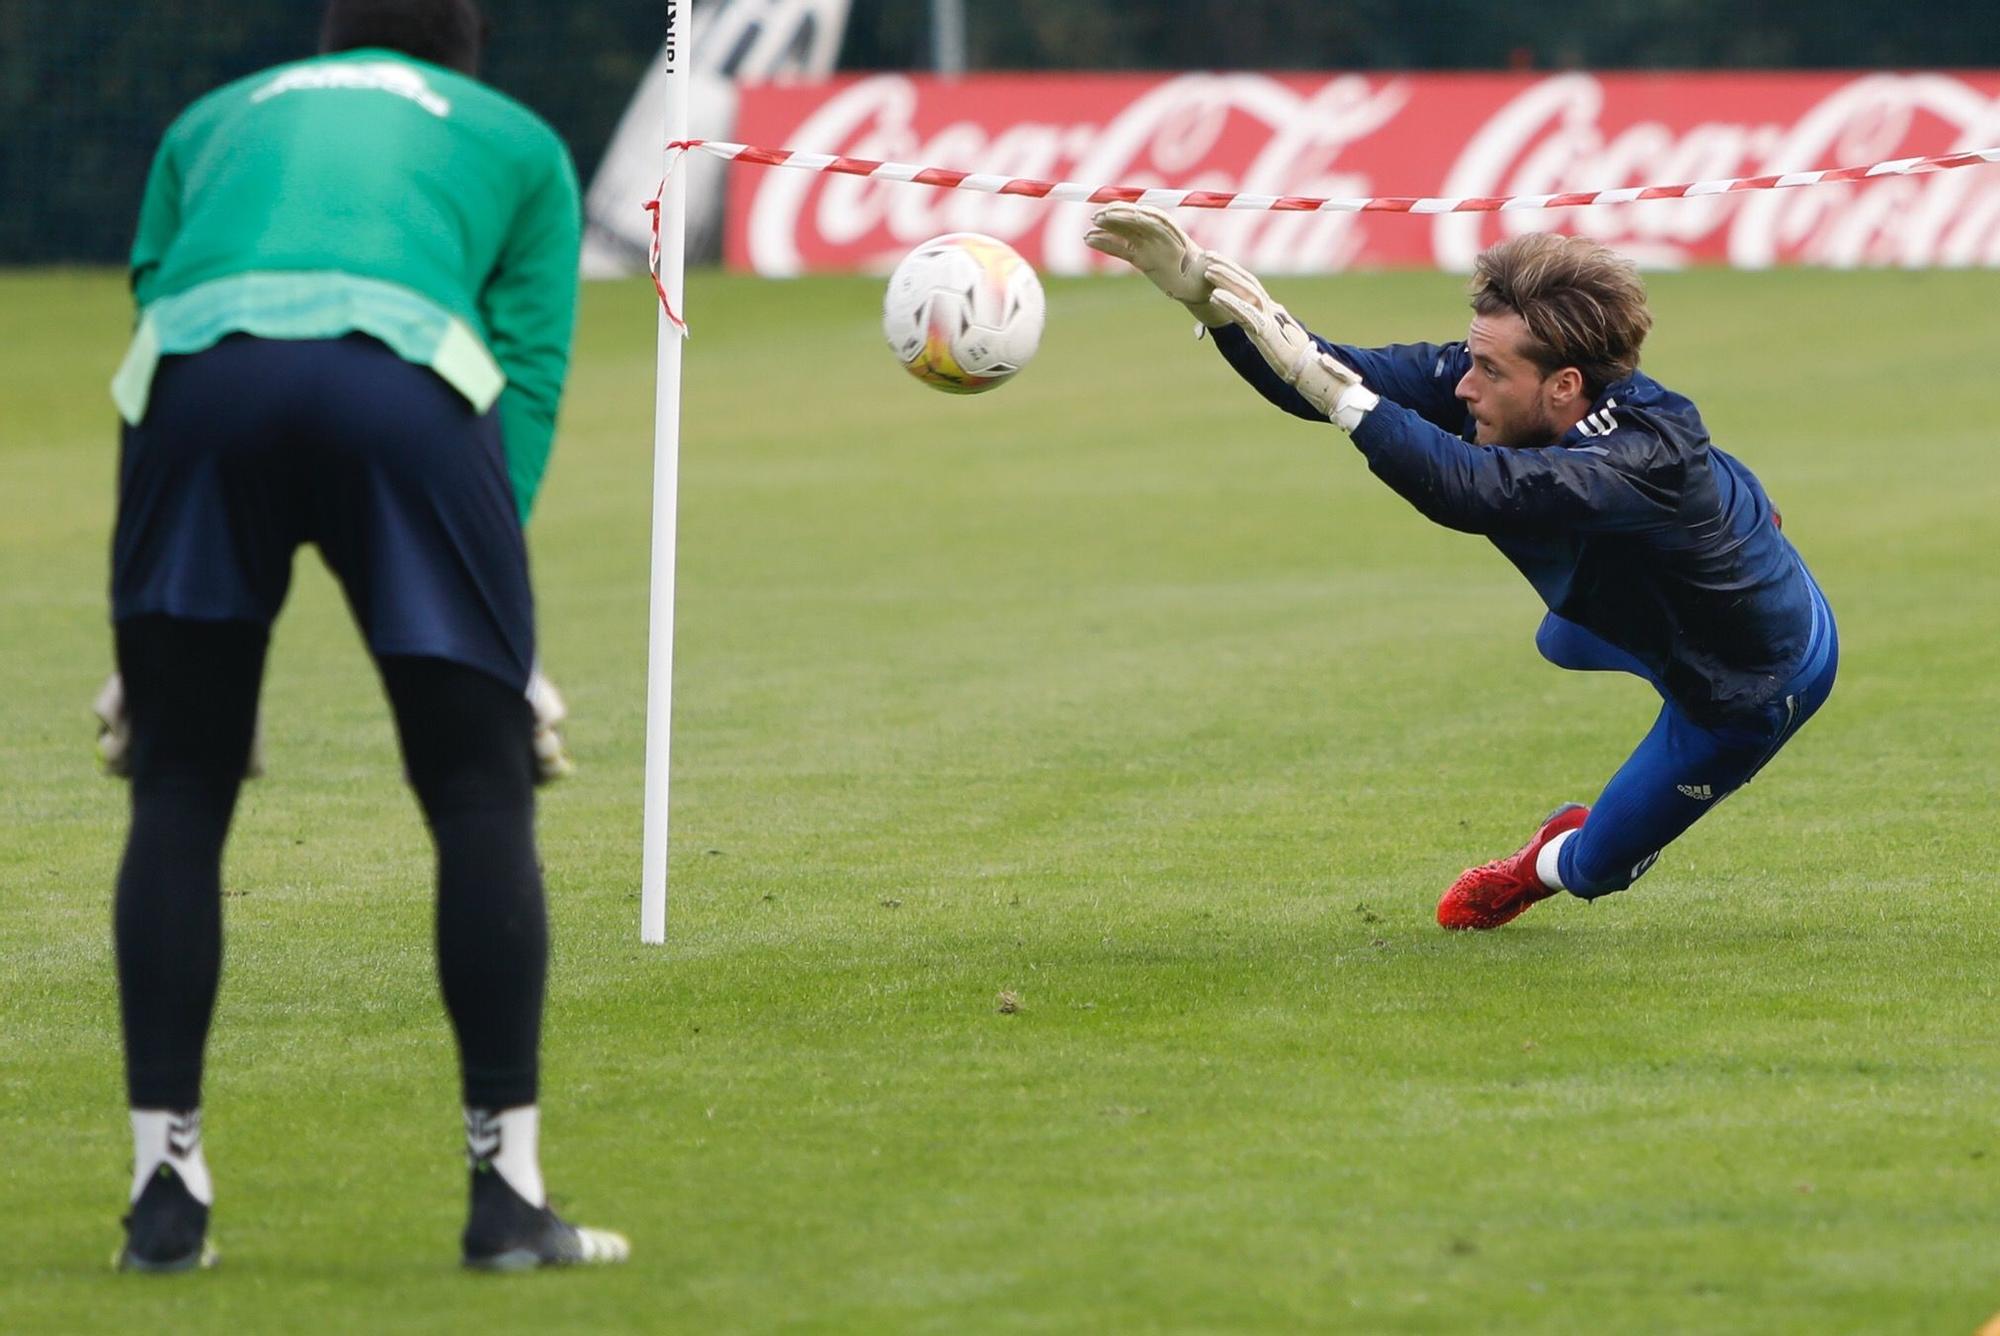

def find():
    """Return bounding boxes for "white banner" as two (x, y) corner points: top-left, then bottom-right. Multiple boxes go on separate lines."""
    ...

(725, 71), (2000, 274)
(582, 0), (854, 277)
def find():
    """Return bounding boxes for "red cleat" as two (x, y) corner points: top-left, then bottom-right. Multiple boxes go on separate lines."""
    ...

(1436, 804), (1590, 931)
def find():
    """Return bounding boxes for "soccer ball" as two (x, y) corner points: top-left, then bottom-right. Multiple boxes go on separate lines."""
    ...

(882, 233), (1045, 394)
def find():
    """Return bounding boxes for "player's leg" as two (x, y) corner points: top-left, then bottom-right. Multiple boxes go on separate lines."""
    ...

(112, 616), (267, 1271)
(1442, 600), (1836, 926)
(1436, 614), (1655, 929)
(108, 337), (305, 1271)
(379, 661), (544, 1111)
(306, 336), (625, 1268)
(1534, 612), (1658, 680)
(1549, 704), (1761, 896)
(1437, 701), (1763, 927)
(1556, 601), (1838, 898)
(376, 656), (622, 1268)
(1442, 697), (1818, 927)
(376, 660), (545, 1117)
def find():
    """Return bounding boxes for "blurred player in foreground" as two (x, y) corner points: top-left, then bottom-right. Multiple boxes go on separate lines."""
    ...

(106, 0), (625, 1271)
(1088, 207), (1837, 929)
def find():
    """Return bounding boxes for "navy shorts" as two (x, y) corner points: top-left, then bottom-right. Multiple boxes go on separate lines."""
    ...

(111, 335), (534, 691)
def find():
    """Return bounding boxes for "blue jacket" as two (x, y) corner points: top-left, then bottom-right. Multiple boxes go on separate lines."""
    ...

(1213, 325), (1819, 724)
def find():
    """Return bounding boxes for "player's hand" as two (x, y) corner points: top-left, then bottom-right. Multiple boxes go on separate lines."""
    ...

(1206, 258), (1378, 428)
(94, 673), (132, 777)
(526, 668), (574, 784)
(1084, 203), (1232, 327)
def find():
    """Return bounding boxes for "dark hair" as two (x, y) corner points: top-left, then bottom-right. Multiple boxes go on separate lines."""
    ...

(1469, 233), (1652, 396)
(320, 0), (487, 76)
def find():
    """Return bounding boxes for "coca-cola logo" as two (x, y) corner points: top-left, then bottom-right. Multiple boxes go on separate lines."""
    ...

(730, 71), (2000, 274)
(744, 73), (1407, 275)
(1434, 72), (2000, 269)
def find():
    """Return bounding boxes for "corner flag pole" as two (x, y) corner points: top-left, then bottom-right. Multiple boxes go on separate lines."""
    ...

(640, 0), (690, 945)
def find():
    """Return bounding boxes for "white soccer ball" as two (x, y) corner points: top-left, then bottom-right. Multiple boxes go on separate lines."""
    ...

(882, 232), (1045, 395)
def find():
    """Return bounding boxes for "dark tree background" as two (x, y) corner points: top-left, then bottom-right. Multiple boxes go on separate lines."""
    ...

(842, 1), (2000, 71)
(6, 0), (1998, 262)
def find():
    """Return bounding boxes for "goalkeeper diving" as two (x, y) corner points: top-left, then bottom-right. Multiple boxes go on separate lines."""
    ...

(1086, 206), (1837, 928)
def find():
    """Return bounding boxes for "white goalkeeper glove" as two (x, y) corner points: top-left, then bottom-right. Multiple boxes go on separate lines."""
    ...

(93, 673), (131, 777)
(94, 666), (566, 782)
(1205, 258), (1379, 431)
(1083, 203), (1233, 328)
(525, 667), (574, 784)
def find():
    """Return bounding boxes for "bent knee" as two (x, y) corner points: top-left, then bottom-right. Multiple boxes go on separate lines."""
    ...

(1533, 614), (1569, 667)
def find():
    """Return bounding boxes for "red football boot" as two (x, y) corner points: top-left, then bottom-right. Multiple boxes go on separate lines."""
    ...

(1436, 803), (1590, 931)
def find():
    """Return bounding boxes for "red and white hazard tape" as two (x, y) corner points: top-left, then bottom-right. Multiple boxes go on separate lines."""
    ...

(667, 136), (2000, 213)
(646, 138), (2000, 324)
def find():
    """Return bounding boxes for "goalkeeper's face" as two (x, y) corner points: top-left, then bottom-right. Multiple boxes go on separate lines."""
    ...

(1456, 311), (1584, 448)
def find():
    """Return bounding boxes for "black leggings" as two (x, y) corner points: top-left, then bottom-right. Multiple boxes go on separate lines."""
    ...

(114, 616), (546, 1110)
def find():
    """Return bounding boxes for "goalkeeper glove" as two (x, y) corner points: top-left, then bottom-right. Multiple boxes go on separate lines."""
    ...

(1083, 203), (1232, 328)
(95, 666), (564, 782)
(93, 674), (130, 777)
(1205, 258), (1379, 430)
(526, 667), (574, 785)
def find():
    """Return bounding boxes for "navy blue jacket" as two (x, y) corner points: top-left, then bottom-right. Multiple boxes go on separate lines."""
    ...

(1213, 324), (1818, 724)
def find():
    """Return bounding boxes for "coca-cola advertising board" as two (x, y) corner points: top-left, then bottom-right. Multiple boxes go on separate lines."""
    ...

(724, 71), (2000, 274)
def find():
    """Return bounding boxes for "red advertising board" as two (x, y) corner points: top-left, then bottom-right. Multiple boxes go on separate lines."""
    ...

(724, 72), (2000, 273)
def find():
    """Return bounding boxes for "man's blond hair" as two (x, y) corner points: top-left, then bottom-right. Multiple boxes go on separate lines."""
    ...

(1469, 234), (1652, 395)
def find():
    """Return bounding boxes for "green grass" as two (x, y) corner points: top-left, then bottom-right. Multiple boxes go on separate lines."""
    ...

(2, 263), (1997, 1334)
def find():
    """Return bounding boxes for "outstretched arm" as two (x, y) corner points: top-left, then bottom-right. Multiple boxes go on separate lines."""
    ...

(1203, 260), (1380, 430)
(1347, 400), (1681, 535)
(1086, 205), (1471, 430)
(1211, 264), (1683, 537)
(1212, 325), (1470, 433)
(1209, 323), (1331, 422)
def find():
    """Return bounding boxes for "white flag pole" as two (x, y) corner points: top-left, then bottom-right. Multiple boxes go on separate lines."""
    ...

(931, 0), (967, 76)
(640, 0), (690, 945)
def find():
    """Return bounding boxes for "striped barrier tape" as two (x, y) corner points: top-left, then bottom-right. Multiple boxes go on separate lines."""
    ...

(646, 138), (2000, 324)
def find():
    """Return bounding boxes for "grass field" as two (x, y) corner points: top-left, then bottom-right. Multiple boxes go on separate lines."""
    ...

(2, 263), (1997, 1334)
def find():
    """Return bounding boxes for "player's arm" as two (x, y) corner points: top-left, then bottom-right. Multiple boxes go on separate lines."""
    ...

(481, 140), (583, 524)
(1085, 204), (1471, 428)
(1209, 262), (1682, 536)
(1321, 338), (1470, 429)
(480, 135), (582, 779)
(1207, 321), (1340, 422)
(1211, 325), (1469, 430)
(129, 133), (185, 302)
(1348, 400), (1682, 535)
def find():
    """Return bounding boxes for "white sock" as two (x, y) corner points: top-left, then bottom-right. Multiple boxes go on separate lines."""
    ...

(466, 1105), (546, 1208)
(1536, 829), (1575, 892)
(130, 1108), (213, 1206)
